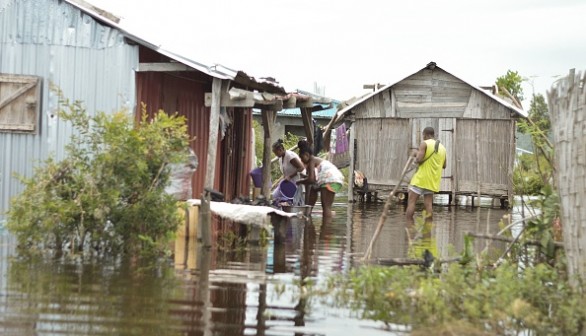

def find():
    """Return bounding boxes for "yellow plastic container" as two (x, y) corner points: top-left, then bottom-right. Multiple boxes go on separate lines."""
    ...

(174, 202), (200, 269)
(176, 202), (199, 238)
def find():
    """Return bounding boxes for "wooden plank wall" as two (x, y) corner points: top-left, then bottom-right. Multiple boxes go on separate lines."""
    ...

(463, 90), (512, 119)
(410, 117), (439, 148)
(354, 118), (410, 188)
(394, 69), (472, 118)
(456, 119), (513, 195)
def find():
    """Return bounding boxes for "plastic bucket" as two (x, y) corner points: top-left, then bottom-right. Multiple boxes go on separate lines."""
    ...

(279, 180), (297, 200)
(250, 167), (266, 188)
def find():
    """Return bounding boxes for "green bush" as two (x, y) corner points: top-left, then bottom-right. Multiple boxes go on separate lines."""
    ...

(513, 153), (550, 195)
(7, 97), (189, 257)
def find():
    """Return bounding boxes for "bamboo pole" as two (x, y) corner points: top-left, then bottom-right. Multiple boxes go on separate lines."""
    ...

(362, 156), (415, 261)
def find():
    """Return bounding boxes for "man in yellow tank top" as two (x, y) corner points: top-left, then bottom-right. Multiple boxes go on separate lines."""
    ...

(406, 127), (447, 221)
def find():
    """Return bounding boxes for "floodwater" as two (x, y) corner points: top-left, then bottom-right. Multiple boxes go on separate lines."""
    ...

(0, 196), (523, 335)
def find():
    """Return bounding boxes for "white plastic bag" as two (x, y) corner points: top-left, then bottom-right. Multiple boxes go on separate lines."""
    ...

(165, 148), (198, 200)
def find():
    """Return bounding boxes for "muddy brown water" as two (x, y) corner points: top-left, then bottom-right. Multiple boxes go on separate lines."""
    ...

(0, 196), (523, 335)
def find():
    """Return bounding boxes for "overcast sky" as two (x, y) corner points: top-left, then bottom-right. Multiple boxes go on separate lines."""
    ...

(89, 0), (585, 108)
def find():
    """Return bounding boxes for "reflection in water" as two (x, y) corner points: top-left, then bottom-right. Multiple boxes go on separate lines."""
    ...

(0, 197), (519, 335)
(351, 198), (511, 265)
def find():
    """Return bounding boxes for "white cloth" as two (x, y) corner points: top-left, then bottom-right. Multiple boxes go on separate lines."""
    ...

(280, 150), (304, 182)
(187, 199), (298, 229)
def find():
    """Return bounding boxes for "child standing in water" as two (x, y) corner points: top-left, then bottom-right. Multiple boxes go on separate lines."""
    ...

(296, 140), (344, 220)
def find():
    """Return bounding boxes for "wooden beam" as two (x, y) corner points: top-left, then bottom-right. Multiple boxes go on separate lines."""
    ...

(261, 110), (277, 197)
(0, 74), (40, 84)
(296, 97), (314, 108)
(137, 62), (196, 72)
(283, 96), (297, 109)
(300, 107), (314, 145)
(0, 124), (35, 131)
(257, 99), (283, 111)
(205, 92), (254, 108)
(205, 87), (283, 110)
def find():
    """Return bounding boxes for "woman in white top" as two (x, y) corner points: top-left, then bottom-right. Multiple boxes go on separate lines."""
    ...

(271, 139), (305, 204)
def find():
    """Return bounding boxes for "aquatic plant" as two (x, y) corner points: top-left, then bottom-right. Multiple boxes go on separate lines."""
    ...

(7, 93), (189, 257)
(326, 262), (586, 335)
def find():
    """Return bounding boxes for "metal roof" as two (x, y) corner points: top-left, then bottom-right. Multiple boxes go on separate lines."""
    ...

(334, 63), (528, 122)
(251, 90), (339, 118)
(275, 103), (338, 119)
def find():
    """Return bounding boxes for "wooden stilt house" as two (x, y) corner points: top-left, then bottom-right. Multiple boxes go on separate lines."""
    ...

(330, 62), (526, 206)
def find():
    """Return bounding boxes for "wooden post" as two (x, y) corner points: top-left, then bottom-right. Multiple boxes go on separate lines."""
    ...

(261, 110), (276, 197)
(205, 78), (223, 190)
(196, 245), (212, 335)
(198, 192), (211, 245)
(508, 119), (516, 207)
(475, 120), (481, 206)
(548, 68), (586, 288)
(451, 120), (458, 206)
(200, 77), (223, 247)
(348, 127), (356, 202)
(300, 107), (314, 145)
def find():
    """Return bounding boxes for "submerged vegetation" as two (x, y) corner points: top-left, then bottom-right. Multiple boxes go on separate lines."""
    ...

(7, 93), (190, 257)
(325, 262), (585, 335)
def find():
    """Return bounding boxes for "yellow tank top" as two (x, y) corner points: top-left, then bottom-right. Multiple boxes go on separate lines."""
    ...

(410, 139), (446, 192)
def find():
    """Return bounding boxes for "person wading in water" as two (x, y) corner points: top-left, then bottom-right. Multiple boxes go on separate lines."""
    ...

(405, 127), (447, 222)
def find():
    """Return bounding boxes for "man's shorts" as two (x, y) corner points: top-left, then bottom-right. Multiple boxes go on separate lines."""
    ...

(409, 185), (434, 196)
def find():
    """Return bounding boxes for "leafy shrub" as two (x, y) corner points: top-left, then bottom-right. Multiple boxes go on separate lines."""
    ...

(513, 153), (550, 195)
(326, 262), (586, 335)
(7, 96), (189, 257)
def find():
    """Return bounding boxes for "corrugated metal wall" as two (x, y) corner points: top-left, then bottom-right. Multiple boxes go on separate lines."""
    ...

(135, 71), (211, 199)
(0, 0), (138, 221)
(135, 70), (253, 200)
(218, 108), (253, 199)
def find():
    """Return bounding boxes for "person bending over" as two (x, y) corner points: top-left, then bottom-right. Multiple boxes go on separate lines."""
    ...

(296, 140), (344, 220)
